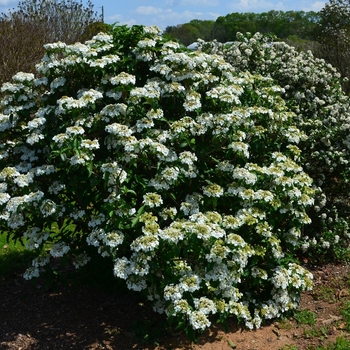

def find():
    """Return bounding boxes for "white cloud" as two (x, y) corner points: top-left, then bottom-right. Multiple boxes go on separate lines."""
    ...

(166, 0), (219, 7)
(0, 0), (16, 5)
(107, 14), (123, 22)
(179, 0), (219, 6)
(135, 6), (162, 15)
(165, 0), (180, 6)
(122, 18), (138, 27)
(302, 1), (326, 11)
(207, 12), (221, 20)
(128, 8), (215, 29)
(229, 0), (285, 12)
(158, 9), (204, 22)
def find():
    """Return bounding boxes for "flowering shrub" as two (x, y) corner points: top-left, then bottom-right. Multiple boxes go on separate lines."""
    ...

(197, 33), (350, 262)
(0, 25), (314, 335)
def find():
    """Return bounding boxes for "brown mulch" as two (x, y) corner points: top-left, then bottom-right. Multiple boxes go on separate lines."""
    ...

(1, 262), (350, 350)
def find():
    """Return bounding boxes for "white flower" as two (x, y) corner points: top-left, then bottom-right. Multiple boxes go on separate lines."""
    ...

(183, 91), (201, 111)
(229, 141), (250, 158)
(143, 192), (163, 208)
(12, 72), (35, 83)
(131, 234), (159, 252)
(164, 284), (183, 301)
(27, 117), (46, 130)
(179, 274), (201, 292)
(137, 38), (157, 48)
(50, 242), (70, 258)
(202, 183), (224, 197)
(173, 299), (191, 315)
(50, 77), (66, 91)
(32, 254), (50, 267)
(159, 226), (184, 243)
(0, 192), (10, 205)
(113, 257), (132, 279)
(322, 240), (330, 249)
(88, 54), (120, 68)
(23, 266), (40, 280)
(110, 72), (136, 85)
(105, 231), (124, 248)
(105, 123), (133, 137)
(81, 139), (100, 150)
(40, 199), (57, 217)
(194, 297), (217, 315)
(143, 26), (162, 35)
(66, 126), (85, 136)
(188, 310), (211, 330)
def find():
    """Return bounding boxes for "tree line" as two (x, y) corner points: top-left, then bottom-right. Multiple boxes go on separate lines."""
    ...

(165, 1), (350, 93)
(0, 0), (350, 93)
(164, 10), (320, 46)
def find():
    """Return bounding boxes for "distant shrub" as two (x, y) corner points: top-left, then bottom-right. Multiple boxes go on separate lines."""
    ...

(198, 33), (350, 263)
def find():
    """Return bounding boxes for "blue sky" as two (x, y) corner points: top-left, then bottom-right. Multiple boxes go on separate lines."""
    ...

(0, 0), (327, 30)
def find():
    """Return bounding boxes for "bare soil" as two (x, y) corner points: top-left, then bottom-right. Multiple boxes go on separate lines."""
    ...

(1, 261), (350, 350)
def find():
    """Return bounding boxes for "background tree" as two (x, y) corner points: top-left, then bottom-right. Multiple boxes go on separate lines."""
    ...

(211, 11), (319, 43)
(314, 0), (350, 93)
(0, 0), (103, 88)
(0, 15), (47, 86)
(164, 20), (215, 46)
(4, 0), (101, 43)
(170, 11), (319, 45)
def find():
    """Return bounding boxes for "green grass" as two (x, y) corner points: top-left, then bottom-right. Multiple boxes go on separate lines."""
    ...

(306, 336), (350, 350)
(313, 285), (337, 303)
(294, 309), (317, 326)
(340, 301), (350, 332)
(0, 232), (36, 279)
(279, 345), (298, 350)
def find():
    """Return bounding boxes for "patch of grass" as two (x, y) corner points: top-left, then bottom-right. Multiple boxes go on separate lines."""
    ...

(340, 301), (350, 332)
(276, 318), (294, 330)
(306, 336), (350, 349)
(303, 325), (329, 340)
(279, 345), (298, 350)
(313, 285), (337, 303)
(303, 326), (321, 339)
(294, 309), (317, 326)
(0, 233), (36, 279)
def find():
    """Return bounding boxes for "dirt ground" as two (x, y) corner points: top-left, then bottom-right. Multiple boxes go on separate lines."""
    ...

(1, 262), (350, 350)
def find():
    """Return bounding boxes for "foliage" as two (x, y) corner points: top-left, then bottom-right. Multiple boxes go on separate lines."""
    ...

(196, 32), (350, 263)
(0, 25), (314, 336)
(0, 233), (37, 278)
(315, 0), (350, 93)
(166, 11), (320, 46)
(2, 0), (100, 44)
(340, 301), (350, 332)
(293, 309), (316, 326)
(0, 14), (48, 88)
(164, 19), (215, 46)
(0, 0), (102, 87)
(306, 336), (350, 350)
(80, 21), (113, 43)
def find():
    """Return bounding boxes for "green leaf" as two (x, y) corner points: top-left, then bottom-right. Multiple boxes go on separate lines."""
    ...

(86, 161), (93, 177)
(131, 205), (146, 228)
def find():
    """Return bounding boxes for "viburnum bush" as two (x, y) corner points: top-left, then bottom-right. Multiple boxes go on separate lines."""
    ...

(197, 33), (350, 263)
(0, 25), (314, 336)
